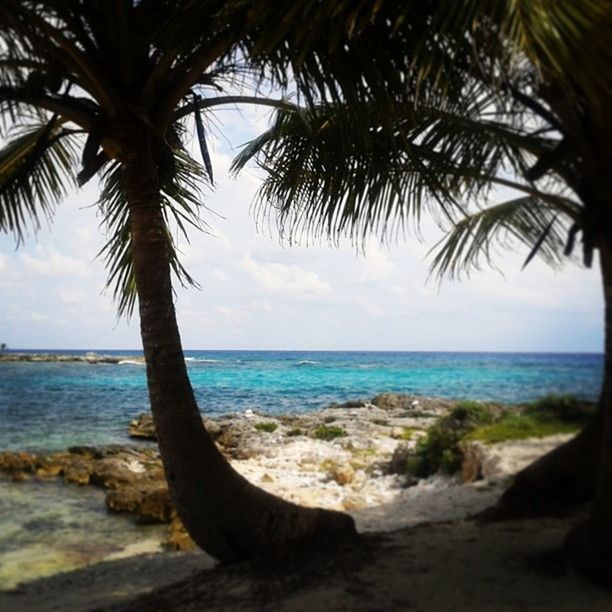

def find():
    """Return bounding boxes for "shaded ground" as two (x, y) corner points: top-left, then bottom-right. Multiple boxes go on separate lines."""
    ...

(106, 516), (612, 612)
(4, 513), (612, 612)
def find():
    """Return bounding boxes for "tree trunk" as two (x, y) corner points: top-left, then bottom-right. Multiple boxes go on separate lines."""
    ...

(565, 238), (612, 586)
(123, 135), (356, 563)
(479, 412), (601, 521)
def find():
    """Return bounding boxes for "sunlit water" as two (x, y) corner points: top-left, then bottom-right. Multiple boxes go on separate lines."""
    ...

(0, 474), (164, 590)
(0, 349), (603, 589)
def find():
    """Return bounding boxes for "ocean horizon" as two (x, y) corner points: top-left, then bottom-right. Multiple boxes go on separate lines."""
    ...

(4, 347), (604, 354)
(0, 349), (603, 452)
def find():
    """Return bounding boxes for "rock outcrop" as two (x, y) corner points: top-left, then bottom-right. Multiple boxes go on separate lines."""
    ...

(460, 434), (575, 484)
(0, 395), (576, 553)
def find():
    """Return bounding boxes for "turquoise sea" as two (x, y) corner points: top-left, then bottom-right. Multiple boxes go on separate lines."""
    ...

(0, 349), (604, 451)
(0, 349), (603, 589)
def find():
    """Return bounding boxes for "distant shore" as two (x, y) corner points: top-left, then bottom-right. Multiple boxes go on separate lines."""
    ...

(0, 352), (143, 364)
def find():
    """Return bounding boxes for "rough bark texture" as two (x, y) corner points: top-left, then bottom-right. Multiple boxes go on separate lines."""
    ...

(123, 133), (356, 563)
(479, 414), (601, 521)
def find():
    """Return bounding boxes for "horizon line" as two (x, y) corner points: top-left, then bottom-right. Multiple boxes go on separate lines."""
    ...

(3, 347), (604, 356)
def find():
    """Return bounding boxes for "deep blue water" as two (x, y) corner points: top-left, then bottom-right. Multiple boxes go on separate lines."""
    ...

(0, 350), (603, 451)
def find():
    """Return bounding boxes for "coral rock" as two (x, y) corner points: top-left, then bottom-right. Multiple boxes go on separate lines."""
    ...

(166, 516), (198, 551)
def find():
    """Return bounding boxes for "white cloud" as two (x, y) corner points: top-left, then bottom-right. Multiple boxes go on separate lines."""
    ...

(211, 268), (229, 282)
(242, 255), (331, 298)
(21, 246), (88, 278)
(29, 311), (68, 327)
(357, 243), (398, 282)
(0, 109), (605, 352)
(58, 287), (88, 303)
(215, 305), (249, 322)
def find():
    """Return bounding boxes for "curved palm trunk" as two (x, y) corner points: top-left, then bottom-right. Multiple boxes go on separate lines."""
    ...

(123, 138), (356, 562)
(483, 246), (609, 524)
(480, 413), (601, 520)
(565, 238), (612, 585)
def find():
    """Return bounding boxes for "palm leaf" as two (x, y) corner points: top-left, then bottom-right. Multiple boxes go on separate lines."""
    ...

(97, 151), (210, 317)
(0, 121), (78, 242)
(429, 197), (573, 280)
(232, 97), (574, 246)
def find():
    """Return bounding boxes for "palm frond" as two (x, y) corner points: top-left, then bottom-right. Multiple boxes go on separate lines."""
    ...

(429, 197), (575, 280)
(0, 121), (78, 242)
(231, 98), (571, 246)
(97, 151), (210, 317)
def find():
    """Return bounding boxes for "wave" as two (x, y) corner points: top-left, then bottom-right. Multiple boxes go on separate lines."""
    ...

(296, 360), (319, 366)
(117, 359), (145, 366)
(185, 358), (219, 363)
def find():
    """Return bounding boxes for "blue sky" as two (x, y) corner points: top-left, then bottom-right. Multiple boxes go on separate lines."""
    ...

(0, 106), (604, 352)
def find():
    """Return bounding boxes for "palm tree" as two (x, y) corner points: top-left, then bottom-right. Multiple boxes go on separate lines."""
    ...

(232, 2), (612, 582)
(1, 0), (420, 562)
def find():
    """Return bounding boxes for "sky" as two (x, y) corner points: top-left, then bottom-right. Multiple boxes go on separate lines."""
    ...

(0, 105), (604, 353)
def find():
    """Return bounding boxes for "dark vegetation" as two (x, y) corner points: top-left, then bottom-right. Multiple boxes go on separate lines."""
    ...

(313, 425), (347, 441)
(406, 396), (595, 478)
(254, 422), (278, 433)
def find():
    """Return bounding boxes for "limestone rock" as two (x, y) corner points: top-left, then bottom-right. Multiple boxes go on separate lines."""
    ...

(329, 463), (355, 486)
(0, 451), (37, 472)
(106, 485), (172, 523)
(460, 434), (575, 485)
(128, 413), (223, 441)
(372, 393), (413, 411)
(342, 493), (367, 511)
(63, 460), (93, 485)
(328, 399), (367, 409)
(460, 441), (483, 482)
(166, 516), (197, 551)
(128, 414), (156, 440)
(138, 488), (173, 523)
(35, 465), (63, 478)
(90, 458), (142, 490)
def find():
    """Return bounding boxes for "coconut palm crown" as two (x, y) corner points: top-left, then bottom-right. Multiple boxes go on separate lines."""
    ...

(0, 0), (423, 562)
(232, 0), (612, 584)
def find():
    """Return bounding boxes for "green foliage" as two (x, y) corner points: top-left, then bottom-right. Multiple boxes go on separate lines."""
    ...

(399, 427), (416, 440)
(371, 418), (389, 426)
(254, 422), (278, 433)
(313, 424), (347, 441)
(525, 394), (595, 423)
(0, 123), (79, 243)
(286, 428), (303, 437)
(448, 401), (496, 427)
(465, 413), (579, 444)
(406, 401), (495, 478)
(467, 395), (594, 444)
(407, 396), (595, 478)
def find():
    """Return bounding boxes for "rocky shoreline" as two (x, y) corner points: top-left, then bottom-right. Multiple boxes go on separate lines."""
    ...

(0, 393), (573, 556)
(0, 352), (139, 364)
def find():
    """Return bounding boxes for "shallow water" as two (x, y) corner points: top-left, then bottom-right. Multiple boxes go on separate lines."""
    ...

(0, 475), (164, 590)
